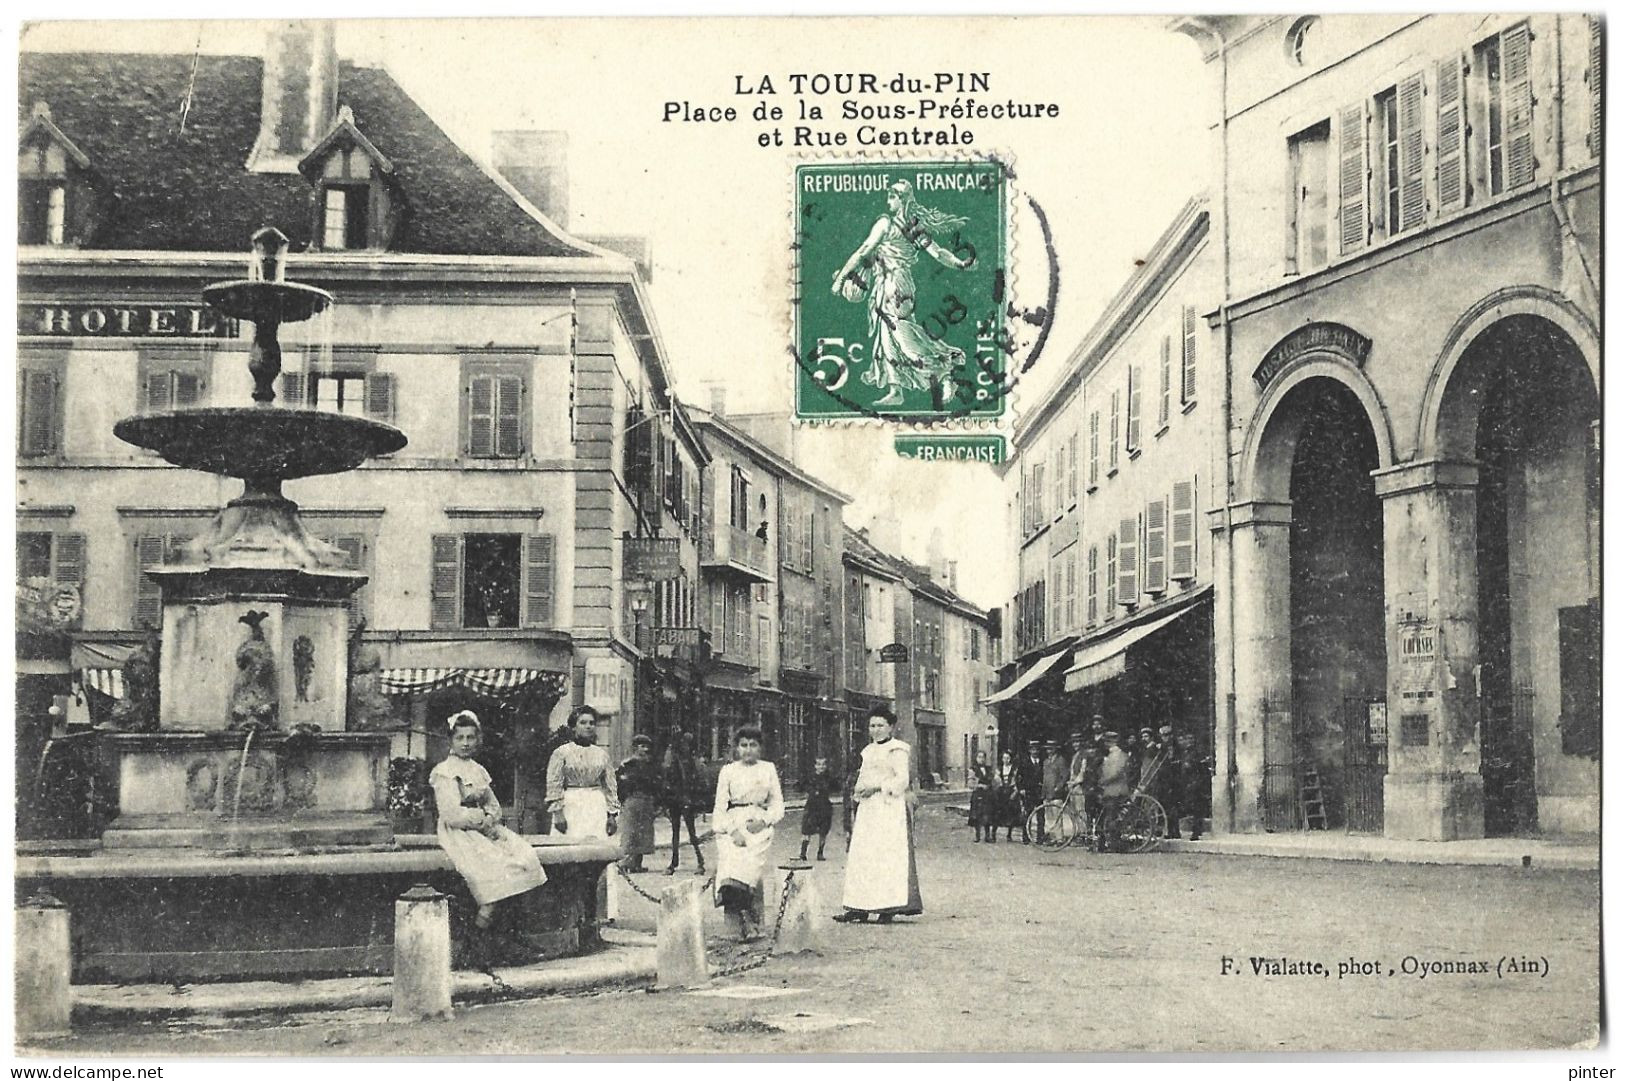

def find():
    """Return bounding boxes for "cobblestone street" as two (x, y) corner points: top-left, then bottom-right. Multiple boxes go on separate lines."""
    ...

(43, 806), (1600, 1056)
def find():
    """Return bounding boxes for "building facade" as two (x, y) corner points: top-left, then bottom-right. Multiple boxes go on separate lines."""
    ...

(1177, 13), (1601, 839)
(17, 25), (680, 833)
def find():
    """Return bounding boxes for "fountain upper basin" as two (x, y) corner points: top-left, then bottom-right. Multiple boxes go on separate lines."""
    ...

(115, 408), (407, 482)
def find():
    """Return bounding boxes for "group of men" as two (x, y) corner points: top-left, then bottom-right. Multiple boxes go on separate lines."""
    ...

(1026, 715), (1212, 850)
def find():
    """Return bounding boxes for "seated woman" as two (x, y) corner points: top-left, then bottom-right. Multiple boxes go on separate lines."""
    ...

(711, 725), (785, 942)
(430, 711), (546, 961)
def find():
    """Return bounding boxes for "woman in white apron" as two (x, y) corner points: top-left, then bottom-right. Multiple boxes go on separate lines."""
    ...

(836, 706), (923, 924)
(544, 705), (619, 840)
(430, 711), (546, 962)
(711, 725), (785, 941)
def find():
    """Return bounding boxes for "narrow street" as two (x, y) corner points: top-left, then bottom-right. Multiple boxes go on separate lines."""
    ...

(47, 807), (1600, 1055)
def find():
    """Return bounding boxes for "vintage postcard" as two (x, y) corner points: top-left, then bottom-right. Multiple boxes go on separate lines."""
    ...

(10, 11), (1603, 1060)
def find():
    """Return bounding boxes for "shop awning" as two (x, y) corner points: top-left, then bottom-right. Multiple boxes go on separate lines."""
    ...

(1063, 601), (1201, 693)
(81, 668), (126, 700)
(378, 667), (568, 699)
(981, 648), (1070, 705)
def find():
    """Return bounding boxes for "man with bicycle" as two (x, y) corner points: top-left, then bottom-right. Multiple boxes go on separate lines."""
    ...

(1096, 731), (1133, 853)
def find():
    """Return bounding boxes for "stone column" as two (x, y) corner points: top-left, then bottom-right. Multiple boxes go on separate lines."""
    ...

(391, 884), (452, 1023)
(1374, 460), (1485, 841)
(15, 893), (71, 1039)
(771, 868), (824, 957)
(655, 877), (709, 989)
(1214, 501), (1293, 834)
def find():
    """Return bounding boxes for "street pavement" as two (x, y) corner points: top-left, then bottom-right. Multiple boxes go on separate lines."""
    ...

(42, 805), (1600, 1055)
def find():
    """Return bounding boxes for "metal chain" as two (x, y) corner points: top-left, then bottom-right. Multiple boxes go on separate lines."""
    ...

(613, 863), (667, 905)
(708, 867), (801, 979)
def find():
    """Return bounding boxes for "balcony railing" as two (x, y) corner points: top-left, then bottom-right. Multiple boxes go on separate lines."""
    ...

(702, 522), (772, 581)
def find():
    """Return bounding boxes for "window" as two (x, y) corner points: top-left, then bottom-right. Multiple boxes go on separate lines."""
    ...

(1086, 544), (1099, 626)
(285, 360), (395, 422)
(1374, 76), (1426, 239)
(19, 105), (94, 248)
(1116, 516), (1139, 607)
(729, 467), (751, 531)
(1375, 88), (1401, 237)
(1064, 548), (1077, 630)
(316, 532), (371, 629)
(132, 531), (195, 629)
(1588, 17), (1603, 161)
(1066, 432), (1078, 504)
(1437, 53), (1469, 212)
(139, 355), (207, 413)
(304, 119), (398, 251)
(1049, 556), (1062, 637)
(758, 614), (772, 672)
(18, 532), (85, 599)
(1033, 462), (1046, 522)
(462, 357), (528, 458)
(1172, 477), (1198, 580)
(19, 180), (66, 246)
(1126, 366), (1142, 453)
(970, 627), (981, 660)
(1108, 392), (1120, 473)
(1287, 120), (1331, 272)
(1051, 444), (1065, 517)
(321, 185), (371, 251)
(1088, 411), (1100, 489)
(1181, 306), (1199, 405)
(1158, 336), (1172, 429)
(18, 362), (63, 458)
(1286, 16), (1321, 67)
(429, 532), (555, 629)
(1473, 23), (1536, 198)
(1144, 499), (1168, 595)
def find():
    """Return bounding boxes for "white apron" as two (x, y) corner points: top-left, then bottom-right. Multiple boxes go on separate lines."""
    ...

(841, 739), (923, 915)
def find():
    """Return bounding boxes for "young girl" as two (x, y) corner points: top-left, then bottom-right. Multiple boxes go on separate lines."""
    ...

(711, 726), (785, 942)
(967, 751), (996, 843)
(430, 711), (546, 960)
(798, 756), (835, 861)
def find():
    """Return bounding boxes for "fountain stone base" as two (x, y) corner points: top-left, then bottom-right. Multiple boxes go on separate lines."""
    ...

(100, 731), (391, 851)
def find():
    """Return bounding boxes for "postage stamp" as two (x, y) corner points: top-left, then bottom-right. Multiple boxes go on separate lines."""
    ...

(794, 158), (1009, 422)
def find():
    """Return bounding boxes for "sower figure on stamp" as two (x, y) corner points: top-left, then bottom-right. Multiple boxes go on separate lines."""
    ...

(659, 724), (707, 875)
(831, 179), (976, 409)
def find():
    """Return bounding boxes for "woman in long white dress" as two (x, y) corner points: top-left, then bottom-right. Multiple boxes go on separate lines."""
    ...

(430, 711), (547, 938)
(711, 725), (785, 942)
(836, 706), (923, 924)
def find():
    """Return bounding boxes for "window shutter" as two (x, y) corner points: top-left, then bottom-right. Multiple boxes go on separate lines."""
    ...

(495, 375), (524, 457)
(53, 532), (86, 587)
(711, 584), (726, 656)
(1436, 54), (1468, 212)
(1502, 21), (1536, 189)
(1145, 499), (1167, 595)
(1171, 478), (1197, 580)
(1064, 549), (1076, 629)
(134, 533), (165, 629)
(1109, 391), (1120, 469)
(1181, 305), (1198, 403)
(430, 534), (462, 630)
(1105, 535), (1117, 616)
(523, 534), (556, 627)
(1087, 544), (1099, 625)
(1089, 411), (1099, 485)
(280, 372), (306, 408)
(173, 370), (204, 408)
(1337, 101), (1369, 255)
(467, 374), (495, 457)
(21, 369), (60, 456)
(332, 535), (366, 629)
(1589, 17), (1604, 160)
(1397, 72), (1427, 231)
(1127, 366), (1141, 450)
(1158, 336), (1172, 427)
(144, 371), (173, 413)
(1116, 516), (1138, 605)
(364, 372), (395, 422)
(1067, 432), (1078, 501)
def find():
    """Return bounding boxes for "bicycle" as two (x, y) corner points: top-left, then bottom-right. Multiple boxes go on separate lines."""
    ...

(1024, 777), (1168, 855)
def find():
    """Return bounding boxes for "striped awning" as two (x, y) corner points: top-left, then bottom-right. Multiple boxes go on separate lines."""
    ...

(80, 668), (126, 700)
(378, 667), (567, 699)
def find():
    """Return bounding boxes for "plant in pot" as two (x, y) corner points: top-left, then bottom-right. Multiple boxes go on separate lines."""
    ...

(387, 756), (429, 834)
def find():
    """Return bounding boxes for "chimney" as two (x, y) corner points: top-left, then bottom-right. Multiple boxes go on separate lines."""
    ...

(248, 21), (338, 173)
(944, 560), (959, 592)
(708, 385), (727, 418)
(492, 130), (571, 227)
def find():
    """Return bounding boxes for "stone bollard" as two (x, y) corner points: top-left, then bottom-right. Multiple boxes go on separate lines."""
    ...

(391, 884), (452, 1023)
(604, 866), (622, 922)
(655, 877), (710, 990)
(16, 892), (72, 1039)
(771, 867), (825, 957)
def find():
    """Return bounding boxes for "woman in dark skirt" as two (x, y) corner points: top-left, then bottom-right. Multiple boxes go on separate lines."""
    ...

(798, 756), (835, 861)
(996, 748), (1029, 843)
(967, 751), (996, 843)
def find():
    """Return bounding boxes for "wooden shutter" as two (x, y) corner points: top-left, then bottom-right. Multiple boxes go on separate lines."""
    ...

(1436, 54), (1468, 212)
(495, 375), (524, 457)
(173, 370), (204, 408)
(430, 534), (462, 629)
(21, 369), (59, 456)
(1158, 336), (1172, 427)
(332, 535), (366, 629)
(1116, 517), (1138, 605)
(1397, 72), (1427, 231)
(1109, 391), (1120, 469)
(53, 532), (86, 588)
(1127, 366), (1141, 450)
(1337, 101), (1369, 254)
(1089, 411), (1099, 485)
(134, 533), (165, 629)
(280, 372), (306, 408)
(1086, 545), (1098, 625)
(1064, 549), (1076, 629)
(364, 372), (395, 422)
(1105, 535), (1117, 615)
(144, 370), (173, 412)
(1144, 499), (1168, 595)
(523, 534), (556, 627)
(1589, 17), (1603, 160)
(1502, 21), (1536, 189)
(1067, 433), (1078, 502)
(1171, 478), (1197, 580)
(1181, 305), (1198, 403)
(467, 374), (495, 457)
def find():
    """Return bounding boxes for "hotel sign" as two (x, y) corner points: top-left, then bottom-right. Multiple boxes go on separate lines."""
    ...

(19, 303), (241, 339)
(623, 536), (681, 581)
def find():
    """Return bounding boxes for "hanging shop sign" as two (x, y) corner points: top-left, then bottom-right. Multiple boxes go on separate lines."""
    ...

(20, 302), (241, 339)
(879, 642), (910, 664)
(584, 656), (623, 715)
(623, 536), (682, 580)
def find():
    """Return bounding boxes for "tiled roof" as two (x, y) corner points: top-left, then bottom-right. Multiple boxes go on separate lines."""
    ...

(841, 524), (987, 621)
(18, 51), (584, 258)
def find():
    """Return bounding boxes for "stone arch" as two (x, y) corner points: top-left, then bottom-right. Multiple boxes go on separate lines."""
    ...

(1419, 286), (1600, 460)
(1240, 354), (1395, 503)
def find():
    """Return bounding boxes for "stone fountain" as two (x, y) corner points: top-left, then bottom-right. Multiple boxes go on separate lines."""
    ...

(103, 227), (405, 850)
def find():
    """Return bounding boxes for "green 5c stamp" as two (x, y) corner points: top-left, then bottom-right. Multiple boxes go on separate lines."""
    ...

(795, 159), (1008, 421)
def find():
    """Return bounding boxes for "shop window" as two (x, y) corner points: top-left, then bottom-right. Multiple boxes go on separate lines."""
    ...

(429, 532), (555, 629)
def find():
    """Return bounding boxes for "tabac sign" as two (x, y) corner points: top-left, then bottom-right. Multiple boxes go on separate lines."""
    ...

(19, 303), (241, 339)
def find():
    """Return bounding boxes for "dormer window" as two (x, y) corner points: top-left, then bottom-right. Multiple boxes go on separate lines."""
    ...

(18, 102), (99, 248)
(299, 106), (400, 251)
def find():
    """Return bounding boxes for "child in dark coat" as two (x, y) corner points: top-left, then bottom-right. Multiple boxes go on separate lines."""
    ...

(798, 756), (835, 861)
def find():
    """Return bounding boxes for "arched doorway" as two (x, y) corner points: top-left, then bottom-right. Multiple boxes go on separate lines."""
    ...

(1247, 372), (1389, 831)
(1437, 314), (1600, 835)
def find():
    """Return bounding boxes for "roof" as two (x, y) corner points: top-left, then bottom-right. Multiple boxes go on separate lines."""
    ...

(691, 410), (851, 505)
(841, 525), (989, 623)
(18, 51), (589, 258)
